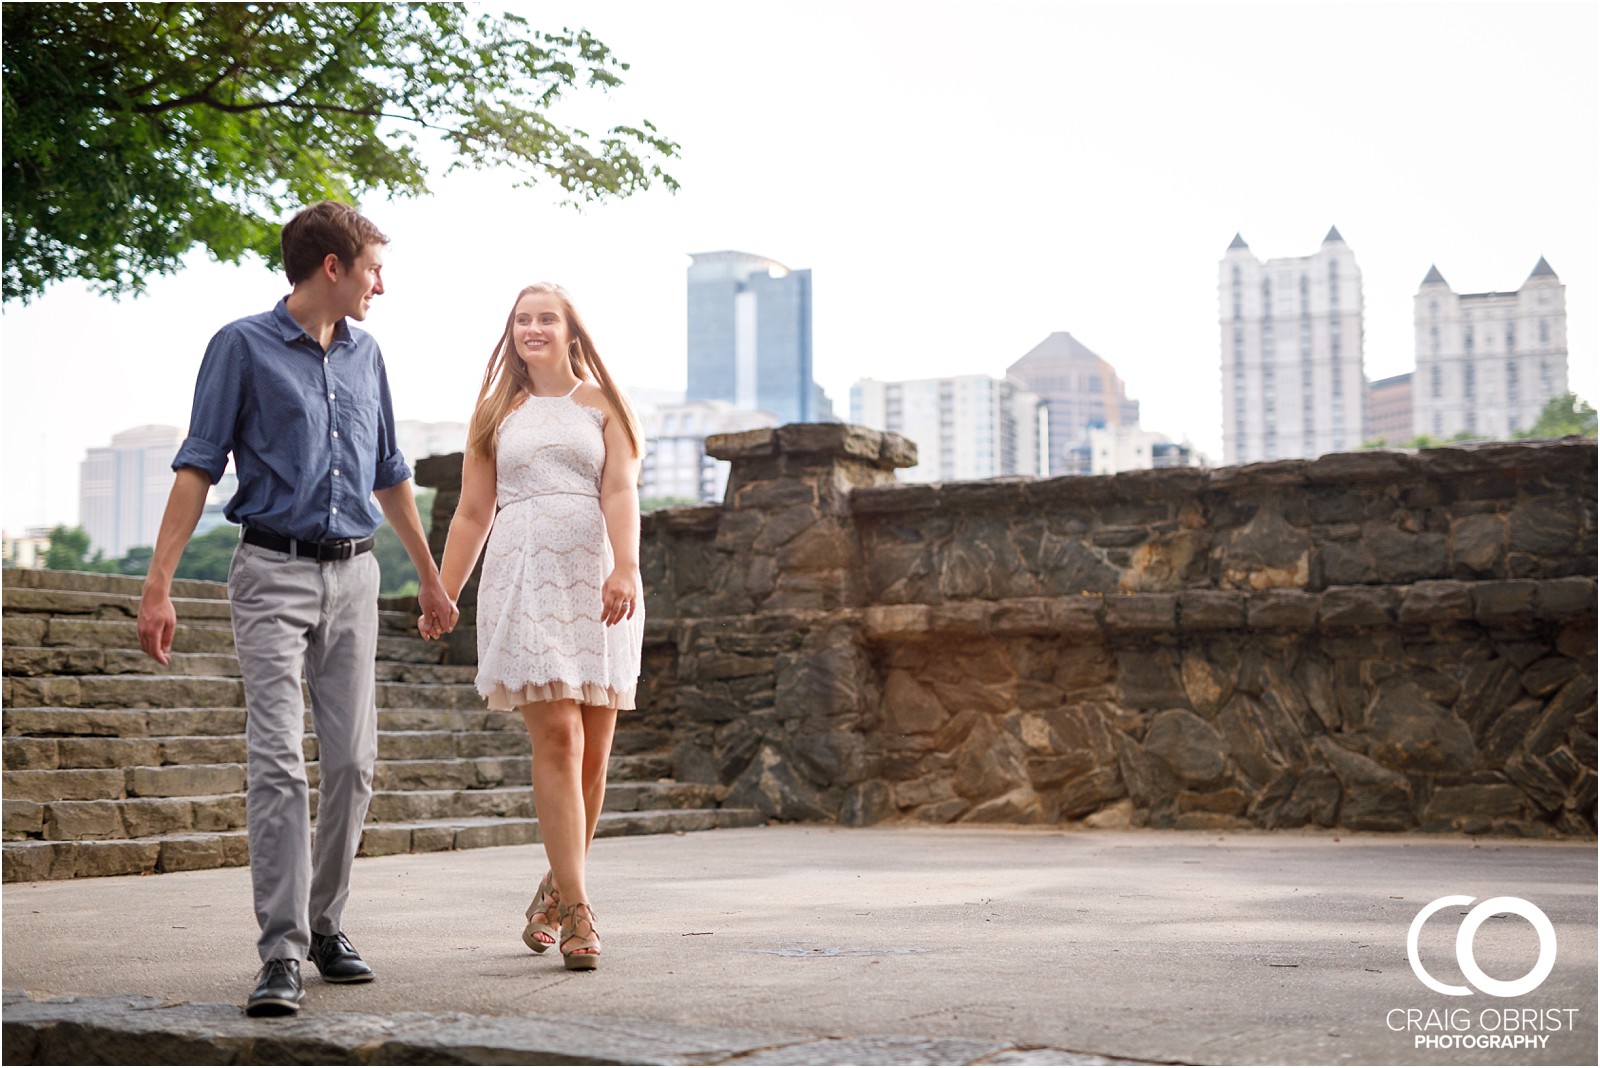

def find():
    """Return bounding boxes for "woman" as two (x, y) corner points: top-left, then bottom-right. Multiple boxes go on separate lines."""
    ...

(427, 282), (644, 970)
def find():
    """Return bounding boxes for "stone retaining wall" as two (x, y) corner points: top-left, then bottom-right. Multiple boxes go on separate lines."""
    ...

(420, 428), (1597, 836)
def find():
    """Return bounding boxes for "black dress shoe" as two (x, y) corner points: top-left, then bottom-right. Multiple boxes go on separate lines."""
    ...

(245, 958), (303, 1017)
(309, 930), (375, 983)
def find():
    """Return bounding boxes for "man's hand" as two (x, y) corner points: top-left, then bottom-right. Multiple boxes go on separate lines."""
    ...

(138, 586), (178, 665)
(416, 575), (458, 641)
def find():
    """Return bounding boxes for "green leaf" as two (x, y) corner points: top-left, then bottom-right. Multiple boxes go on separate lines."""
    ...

(2, 2), (679, 302)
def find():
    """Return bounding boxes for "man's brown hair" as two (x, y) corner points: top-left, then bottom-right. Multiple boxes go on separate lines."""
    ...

(280, 201), (388, 285)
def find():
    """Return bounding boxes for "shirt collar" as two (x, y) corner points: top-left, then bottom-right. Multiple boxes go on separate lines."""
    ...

(272, 297), (353, 348)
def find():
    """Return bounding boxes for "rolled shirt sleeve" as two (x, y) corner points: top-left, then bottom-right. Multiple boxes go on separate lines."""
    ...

(172, 326), (247, 484)
(371, 350), (412, 491)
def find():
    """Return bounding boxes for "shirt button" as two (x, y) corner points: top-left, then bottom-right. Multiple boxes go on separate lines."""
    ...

(331, 507), (339, 515)
(323, 357), (329, 364)
(332, 430), (340, 439)
(333, 468), (341, 477)
(328, 392), (336, 401)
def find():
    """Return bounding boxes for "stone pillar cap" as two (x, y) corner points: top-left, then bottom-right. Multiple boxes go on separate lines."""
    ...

(706, 423), (918, 470)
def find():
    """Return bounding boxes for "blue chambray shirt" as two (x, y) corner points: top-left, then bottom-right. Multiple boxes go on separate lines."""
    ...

(172, 299), (412, 541)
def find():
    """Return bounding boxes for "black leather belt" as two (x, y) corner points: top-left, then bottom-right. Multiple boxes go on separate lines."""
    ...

(243, 528), (375, 561)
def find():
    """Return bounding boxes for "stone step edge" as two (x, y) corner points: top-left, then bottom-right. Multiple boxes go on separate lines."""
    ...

(3, 776), (704, 813)
(3, 736), (668, 770)
(2, 583), (426, 625)
(4, 705), (515, 720)
(2, 809), (769, 882)
(0, 647), (478, 682)
(4, 989), (1098, 1068)
(0, 712), (669, 750)
(2, 567), (228, 600)
(1, 617), (447, 651)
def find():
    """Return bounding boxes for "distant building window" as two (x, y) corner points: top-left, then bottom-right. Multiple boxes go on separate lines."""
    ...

(1464, 364), (1476, 400)
(1429, 299), (1438, 318)
(1539, 320), (1550, 344)
(1431, 365), (1442, 399)
(1506, 360), (1519, 405)
(1506, 327), (1515, 353)
(1463, 325), (1474, 351)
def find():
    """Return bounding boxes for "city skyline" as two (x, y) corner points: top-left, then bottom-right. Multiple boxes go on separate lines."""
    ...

(3, 1), (1595, 530)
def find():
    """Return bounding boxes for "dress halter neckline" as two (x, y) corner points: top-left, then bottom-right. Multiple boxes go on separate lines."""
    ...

(529, 380), (583, 400)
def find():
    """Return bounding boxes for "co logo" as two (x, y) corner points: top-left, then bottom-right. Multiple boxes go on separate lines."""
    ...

(1407, 896), (1557, 998)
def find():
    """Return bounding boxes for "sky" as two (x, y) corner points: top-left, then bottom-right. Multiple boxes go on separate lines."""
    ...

(4, 0), (1597, 532)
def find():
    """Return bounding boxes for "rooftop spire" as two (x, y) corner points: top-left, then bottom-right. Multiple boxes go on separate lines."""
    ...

(1421, 263), (1448, 287)
(1323, 225), (1344, 244)
(1227, 232), (1249, 251)
(1526, 255), (1557, 281)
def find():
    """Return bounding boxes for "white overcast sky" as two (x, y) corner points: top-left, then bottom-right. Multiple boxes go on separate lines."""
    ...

(4, 0), (1596, 531)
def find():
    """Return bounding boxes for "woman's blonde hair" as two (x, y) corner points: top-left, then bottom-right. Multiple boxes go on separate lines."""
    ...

(466, 282), (642, 462)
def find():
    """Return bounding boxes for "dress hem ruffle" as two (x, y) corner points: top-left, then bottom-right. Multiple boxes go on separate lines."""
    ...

(482, 679), (635, 712)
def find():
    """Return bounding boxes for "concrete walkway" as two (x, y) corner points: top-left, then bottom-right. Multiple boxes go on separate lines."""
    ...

(3, 825), (1595, 1065)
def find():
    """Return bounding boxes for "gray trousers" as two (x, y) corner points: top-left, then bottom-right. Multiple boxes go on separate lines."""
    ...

(228, 540), (380, 963)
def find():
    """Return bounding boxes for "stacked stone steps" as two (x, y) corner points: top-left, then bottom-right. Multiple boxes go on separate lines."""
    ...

(6, 771), (723, 840)
(3, 568), (761, 881)
(1, 726), (655, 769)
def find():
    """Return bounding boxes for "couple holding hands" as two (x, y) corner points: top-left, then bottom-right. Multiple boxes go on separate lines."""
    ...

(137, 201), (643, 1016)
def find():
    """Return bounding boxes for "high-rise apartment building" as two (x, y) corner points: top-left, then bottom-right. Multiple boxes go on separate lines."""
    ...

(79, 425), (184, 557)
(1005, 332), (1139, 475)
(395, 420), (468, 468)
(1365, 372), (1414, 443)
(2, 527), (53, 569)
(638, 399), (778, 504)
(686, 250), (834, 425)
(1219, 228), (1366, 464)
(1067, 426), (1206, 476)
(1412, 259), (1568, 441)
(850, 374), (1046, 483)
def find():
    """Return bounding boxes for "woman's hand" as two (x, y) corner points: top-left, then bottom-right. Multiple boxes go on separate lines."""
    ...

(600, 565), (641, 627)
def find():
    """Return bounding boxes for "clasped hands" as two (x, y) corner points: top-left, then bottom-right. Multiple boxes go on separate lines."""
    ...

(416, 578), (459, 641)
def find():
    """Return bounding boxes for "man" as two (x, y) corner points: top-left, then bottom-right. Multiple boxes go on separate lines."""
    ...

(137, 201), (456, 1017)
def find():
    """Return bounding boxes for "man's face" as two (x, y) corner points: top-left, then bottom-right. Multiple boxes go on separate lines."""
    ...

(334, 243), (385, 321)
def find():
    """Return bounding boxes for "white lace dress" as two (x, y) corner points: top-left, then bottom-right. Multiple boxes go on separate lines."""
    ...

(475, 385), (643, 711)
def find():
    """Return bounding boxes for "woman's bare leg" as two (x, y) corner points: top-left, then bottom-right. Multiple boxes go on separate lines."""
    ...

(521, 699), (590, 909)
(578, 704), (619, 847)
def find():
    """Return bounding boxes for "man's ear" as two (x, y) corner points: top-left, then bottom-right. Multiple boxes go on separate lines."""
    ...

(319, 252), (343, 283)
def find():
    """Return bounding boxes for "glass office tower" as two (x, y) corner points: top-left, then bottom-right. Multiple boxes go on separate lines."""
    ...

(686, 250), (829, 425)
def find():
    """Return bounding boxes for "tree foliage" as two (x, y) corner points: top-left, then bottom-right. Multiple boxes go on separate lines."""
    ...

(43, 524), (110, 571)
(372, 489), (435, 597)
(2, 2), (678, 301)
(640, 494), (703, 513)
(1516, 393), (1597, 440)
(1360, 430), (1481, 451)
(173, 524), (242, 582)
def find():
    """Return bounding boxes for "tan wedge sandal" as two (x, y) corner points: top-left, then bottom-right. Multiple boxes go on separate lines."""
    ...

(558, 901), (601, 971)
(522, 870), (559, 953)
